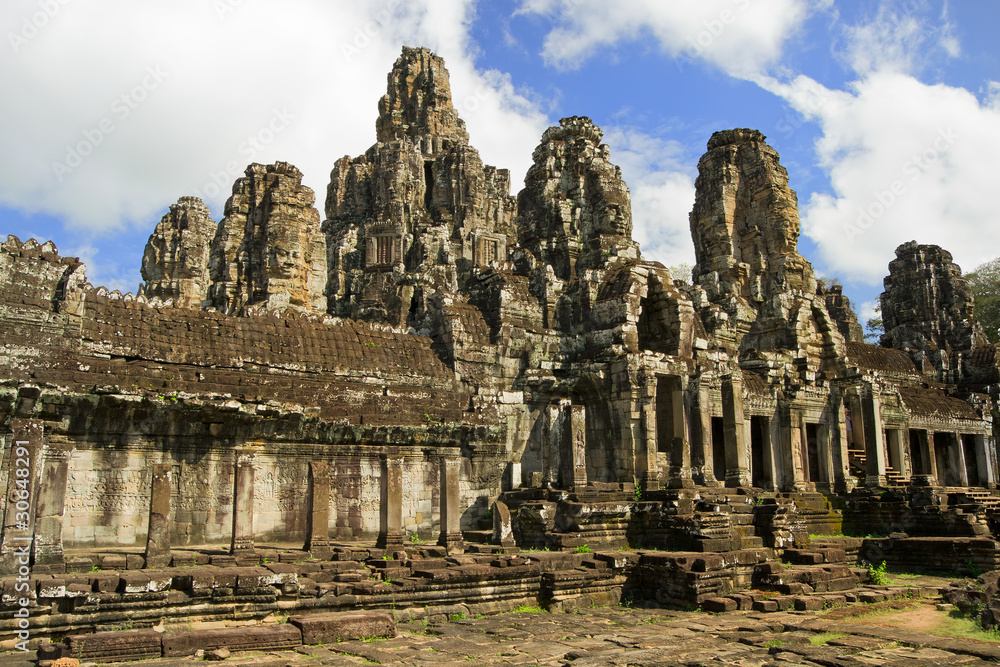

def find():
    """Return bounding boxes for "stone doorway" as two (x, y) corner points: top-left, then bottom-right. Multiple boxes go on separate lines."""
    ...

(805, 423), (821, 483)
(711, 417), (726, 483)
(750, 416), (770, 488)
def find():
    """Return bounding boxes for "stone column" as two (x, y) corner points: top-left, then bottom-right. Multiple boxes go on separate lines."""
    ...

(925, 430), (940, 485)
(955, 433), (970, 486)
(861, 387), (887, 488)
(144, 464), (173, 568)
(0, 419), (43, 575)
(438, 455), (464, 553)
(694, 378), (718, 486)
(975, 435), (994, 487)
(898, 429), (913, 478)
(230, 450), (256, 555)
(33, 444), (72, 571)
(305, 461), (332, 554)
(377, 454), (404, 548)
(721, 374), (751, 487)
(786, 410), (808, 491)
(568, 404), (588, 488)
(829, 391), (854, 492)
(665, 378), (693, 489)
(545, 403), (564, 486)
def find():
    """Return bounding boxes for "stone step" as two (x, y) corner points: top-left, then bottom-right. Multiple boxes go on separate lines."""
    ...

(462, 530), (494, 544)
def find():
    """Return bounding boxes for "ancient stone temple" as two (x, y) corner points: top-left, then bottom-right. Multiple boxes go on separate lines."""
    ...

(2, 46), (1000, 645)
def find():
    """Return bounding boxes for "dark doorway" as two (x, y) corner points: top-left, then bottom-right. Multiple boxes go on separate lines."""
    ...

(909, 429), (927, 474)
(711, 416), (726, 482)
(750, 416), (768, 488)
(805, 423), (821, 483)
(934, 432), (959, 485)
(424, 161), (434, 212)
(885, 429), (899, 471)
(656, 377), (678, 454)
(963, 434), (980, 487)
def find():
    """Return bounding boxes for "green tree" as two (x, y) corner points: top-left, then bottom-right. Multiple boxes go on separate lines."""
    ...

(864, 303), (883, 343)
(966, 257), (1000, 344)
(667, 263), (693, 284)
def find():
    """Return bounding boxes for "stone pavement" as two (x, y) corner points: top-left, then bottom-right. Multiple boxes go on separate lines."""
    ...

(7, 603), (999, 667)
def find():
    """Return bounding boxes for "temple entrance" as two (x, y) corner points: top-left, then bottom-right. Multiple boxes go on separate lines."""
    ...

(655, 376), (680, 454)
(750, 416), (769, 488)
(934, 432), (961, 485)
(805, 423), (821, 483)
(962, 434), (981, 487)
(711, 416), (726, 482)
(909, 429), (928, 474)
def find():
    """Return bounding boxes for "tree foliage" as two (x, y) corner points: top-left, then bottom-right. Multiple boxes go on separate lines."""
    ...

(966, 257), (1000, 344)
(864, 303), (883, 343)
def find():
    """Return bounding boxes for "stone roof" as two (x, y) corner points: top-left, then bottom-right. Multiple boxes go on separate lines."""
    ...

(899, 386), (980, 420)
(845, 342), (917, 375)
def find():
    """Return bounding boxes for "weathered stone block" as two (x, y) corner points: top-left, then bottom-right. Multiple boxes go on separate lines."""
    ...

(289, 611), (397, 644)
(701, 597), (737, 612)
(63, 631), (162, 662)
(161, 625), (302, 657)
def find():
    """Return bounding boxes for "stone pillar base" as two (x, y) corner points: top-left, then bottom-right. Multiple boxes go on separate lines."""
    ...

(910, 474), (937, 487)
(726, 471), (752, 488)
(438, 532), (466, 554)
(376, 532), (404, 549)
(305, 538), (334, 557)
(231, 539), (255, 555)
(865, 474), (888, 488)
(835, 477), (857, 494)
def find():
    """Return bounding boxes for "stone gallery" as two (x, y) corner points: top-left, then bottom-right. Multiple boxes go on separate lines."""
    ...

(3, 47), (1000, 649)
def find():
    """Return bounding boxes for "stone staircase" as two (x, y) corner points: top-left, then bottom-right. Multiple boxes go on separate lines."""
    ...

(752, 547), (860, 596)
(848, 447), (909, 486)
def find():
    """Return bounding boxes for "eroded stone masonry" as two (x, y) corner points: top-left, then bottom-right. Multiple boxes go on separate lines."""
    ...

(4, 47), (1000, 645)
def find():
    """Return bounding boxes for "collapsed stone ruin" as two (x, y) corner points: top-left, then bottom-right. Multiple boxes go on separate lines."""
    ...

(3, 47), (1000, 645)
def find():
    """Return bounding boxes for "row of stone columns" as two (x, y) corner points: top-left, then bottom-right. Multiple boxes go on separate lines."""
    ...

(648, 376), (869, 492)
(651, 373), (752, 489)
(848, 384), (994, 488)
(0, 432), (465, 571)
(216, 450), (465, 557)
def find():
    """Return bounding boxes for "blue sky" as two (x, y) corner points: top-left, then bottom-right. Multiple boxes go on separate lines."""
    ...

(2, 0), (999, 328)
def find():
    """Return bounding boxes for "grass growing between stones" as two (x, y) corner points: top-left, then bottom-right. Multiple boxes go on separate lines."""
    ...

(936, 609), (1000, 643)
(809, 632), (846, 646)
(826, 600), (1000, 643)
(510, 605), (547, 614)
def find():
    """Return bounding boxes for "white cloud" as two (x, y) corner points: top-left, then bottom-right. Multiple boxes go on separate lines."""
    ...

(602, 127), (696, 268)
(516, 0), (816, 79)
(758, 68), (1000, 284)
(0, 0), (548, 237)
(749, 3), (1000, 285)
(838, 1), (961, 77)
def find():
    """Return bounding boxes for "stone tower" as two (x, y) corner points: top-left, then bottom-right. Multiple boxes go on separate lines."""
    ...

(324, 46), (516, 326)
(140, 196), (215, 308)
(690, 129), (829, 356)
(517, 116), (639, 280)
(880, 241), (986, 379)
(206, 162), (327, 316)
